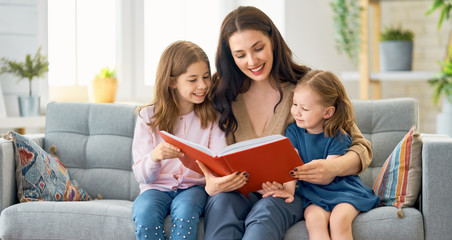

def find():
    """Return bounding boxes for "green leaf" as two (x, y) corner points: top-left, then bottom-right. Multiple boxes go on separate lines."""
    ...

(381, 25), (414, 41)
(330, 0), (361, 65)
(96, 66), (117, 79)
(426, 0), (445, 16)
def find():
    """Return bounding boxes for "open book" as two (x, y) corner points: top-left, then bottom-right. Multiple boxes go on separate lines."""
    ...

(158, 131), (303, 194)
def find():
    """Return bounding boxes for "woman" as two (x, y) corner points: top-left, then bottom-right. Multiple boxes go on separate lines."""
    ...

(196, 6), (372, 240)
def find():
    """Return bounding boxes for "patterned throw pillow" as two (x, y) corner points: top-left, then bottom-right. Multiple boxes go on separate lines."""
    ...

(372, 125), (422, 217)
(8, 131), (94, 202)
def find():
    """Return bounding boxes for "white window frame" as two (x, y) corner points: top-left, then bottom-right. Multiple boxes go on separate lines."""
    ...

(45, 0), (285, 103)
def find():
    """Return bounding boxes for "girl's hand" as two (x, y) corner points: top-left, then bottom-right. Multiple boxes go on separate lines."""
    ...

(262, 189), (295, 203)
(262, 180), (296, 203)
(196, 160), (248, 196)
(290, 159), (336, 185)
(261, 181), (284, 193)
(151, 142), (184, 162)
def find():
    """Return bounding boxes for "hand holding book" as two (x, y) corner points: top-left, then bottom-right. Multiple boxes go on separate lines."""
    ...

(159, 131), (304, 194)
(151, 141), (185, 162)
(196, 160), (249, 196)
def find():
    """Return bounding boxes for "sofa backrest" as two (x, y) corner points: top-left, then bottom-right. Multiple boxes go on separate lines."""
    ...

(44, 102), (140, 201)
(352, 98), (419, 187)
(43, 98), (418, 200)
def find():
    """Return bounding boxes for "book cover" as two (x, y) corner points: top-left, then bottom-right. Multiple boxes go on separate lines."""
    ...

(158, 131), (303, 194)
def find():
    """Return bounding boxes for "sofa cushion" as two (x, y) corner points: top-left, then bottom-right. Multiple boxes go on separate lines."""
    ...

(285, 206), (423, 240)
(0, 200), (205, 240)
(9, 131), (94, 202)
(372, 126), (422, 210)
(0, 200), (135, 239)
(44, 102), (140, 201)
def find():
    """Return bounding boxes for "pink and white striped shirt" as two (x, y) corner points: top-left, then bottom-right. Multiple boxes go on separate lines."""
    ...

(132, 105), (227, 194)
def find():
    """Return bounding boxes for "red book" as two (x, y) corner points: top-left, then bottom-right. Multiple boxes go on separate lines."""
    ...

(158, 130), (303, 194)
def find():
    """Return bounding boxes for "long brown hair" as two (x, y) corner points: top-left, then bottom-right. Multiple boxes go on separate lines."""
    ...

(296, 70), (355, 137)
(212, 6), (310, 135)
(137, 40), (218, 134)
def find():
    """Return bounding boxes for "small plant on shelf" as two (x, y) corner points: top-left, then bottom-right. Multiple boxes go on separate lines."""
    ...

(96, 67), (116, 79)
(91, 66), (118, 103)
(379, 25), (414, 71)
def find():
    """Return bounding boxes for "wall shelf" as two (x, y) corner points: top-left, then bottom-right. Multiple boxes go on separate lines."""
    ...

(355, 0), (432, 99)
(341, 71), (436, 82)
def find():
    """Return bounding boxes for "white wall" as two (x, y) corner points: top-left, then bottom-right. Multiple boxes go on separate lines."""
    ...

(0, 0), (48, 117)
(1, 0), (448, 133)
(285, 0), (356, 73)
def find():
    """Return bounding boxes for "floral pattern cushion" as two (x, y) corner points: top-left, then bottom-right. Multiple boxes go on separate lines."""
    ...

(10, 131), (94, 202)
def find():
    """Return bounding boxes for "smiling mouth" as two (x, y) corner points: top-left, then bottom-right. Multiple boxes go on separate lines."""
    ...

(250, 64), (264, 73)
(193, 92), (206, 97)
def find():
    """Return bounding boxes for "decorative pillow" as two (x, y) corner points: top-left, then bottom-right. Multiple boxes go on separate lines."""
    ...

(7, 131), (94, 202)
(372, 125), (422, 217)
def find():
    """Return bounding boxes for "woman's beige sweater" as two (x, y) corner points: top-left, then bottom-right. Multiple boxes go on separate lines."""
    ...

(227, 83), (372, 173)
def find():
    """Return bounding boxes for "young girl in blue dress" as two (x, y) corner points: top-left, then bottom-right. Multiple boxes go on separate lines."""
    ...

(284, 70), (379, 239)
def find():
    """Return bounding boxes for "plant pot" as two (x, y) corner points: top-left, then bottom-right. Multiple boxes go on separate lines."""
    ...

(91, 77), (118, 103)
(379, 41), (413, 71)
(436, 98), (452, 137)
(18, 96), (40, 117)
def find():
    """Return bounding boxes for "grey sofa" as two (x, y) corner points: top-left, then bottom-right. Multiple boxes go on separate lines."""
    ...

(0, 98), (451, 240)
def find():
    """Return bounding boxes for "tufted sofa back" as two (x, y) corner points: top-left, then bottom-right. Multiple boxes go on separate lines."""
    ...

(42, 98), (418, 200)
(44, 102), (140, 201)
(352, 98), (419, 187)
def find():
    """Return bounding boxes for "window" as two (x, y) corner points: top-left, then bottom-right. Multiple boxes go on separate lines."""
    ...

(46, 0), (284, 102)
(143, 0), (220, 86)
(47, 0), (117, 86)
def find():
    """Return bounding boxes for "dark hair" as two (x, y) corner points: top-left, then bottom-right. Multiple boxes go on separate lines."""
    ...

(296, 70), (355, 137)
(137, 40), (217, 134)
(212, 6), (310, 135)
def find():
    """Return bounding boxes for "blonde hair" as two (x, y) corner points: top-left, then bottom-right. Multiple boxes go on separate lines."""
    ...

(296, 70), (355, 137)
(137, 40), (218, 133)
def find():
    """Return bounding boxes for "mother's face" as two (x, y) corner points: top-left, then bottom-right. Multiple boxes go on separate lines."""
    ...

(228, 29), (274, 83)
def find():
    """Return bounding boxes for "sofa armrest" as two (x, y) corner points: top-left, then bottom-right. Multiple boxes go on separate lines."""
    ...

(421, 134), (452, 240)
(0, 134), (45, 212)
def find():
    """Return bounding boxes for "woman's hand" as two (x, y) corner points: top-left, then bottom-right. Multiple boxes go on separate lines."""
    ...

(196, 161), (248, 196)
(151, 142), (184, 162)
(290, 159), (337, 185)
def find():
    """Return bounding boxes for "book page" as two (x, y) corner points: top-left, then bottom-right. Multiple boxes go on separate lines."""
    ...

(219, 134), (285, 156)
(159, 131), (216, 157)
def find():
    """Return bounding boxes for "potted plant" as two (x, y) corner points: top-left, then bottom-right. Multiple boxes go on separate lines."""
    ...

(425, 0), (452, 136)
(91, 67), (117, 103)
(426, 0), (452, 105)
(379, 25), (414, 71)
(428, 46), (452, 136)
(0, 47), (49, 116)
(429, 46), (452, 105)
(330, 0), (361, 65)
